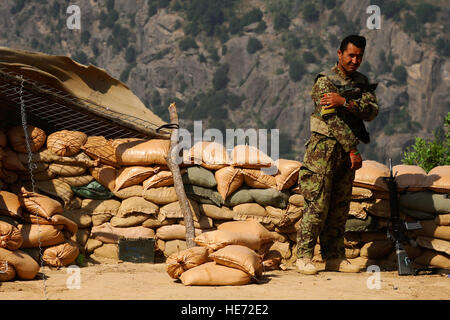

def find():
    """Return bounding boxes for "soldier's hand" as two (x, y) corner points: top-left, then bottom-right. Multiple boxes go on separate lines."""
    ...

(320, 93), (346, 109)
(349, 149), (362, 170)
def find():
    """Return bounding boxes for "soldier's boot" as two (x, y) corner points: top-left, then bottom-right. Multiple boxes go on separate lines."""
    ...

(296, 258), (318, 275)
(325, 258), (361, 273)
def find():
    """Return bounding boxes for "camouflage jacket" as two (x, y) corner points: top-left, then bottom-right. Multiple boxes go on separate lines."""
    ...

(309, 64), (379, 152)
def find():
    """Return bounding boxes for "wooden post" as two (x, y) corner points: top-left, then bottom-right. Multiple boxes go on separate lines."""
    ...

(165, 103), (196, 248)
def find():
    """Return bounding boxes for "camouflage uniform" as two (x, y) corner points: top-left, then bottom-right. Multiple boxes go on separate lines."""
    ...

(297, 64), (379, 260)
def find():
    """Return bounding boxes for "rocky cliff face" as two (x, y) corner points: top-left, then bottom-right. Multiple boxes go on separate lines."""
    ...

(0, 0), (448, 164)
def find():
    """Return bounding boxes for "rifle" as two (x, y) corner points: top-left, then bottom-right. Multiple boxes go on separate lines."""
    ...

(383, 158), (422, 276)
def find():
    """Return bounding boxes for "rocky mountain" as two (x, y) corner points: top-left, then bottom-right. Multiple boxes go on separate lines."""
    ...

(0, 0), (449, 164)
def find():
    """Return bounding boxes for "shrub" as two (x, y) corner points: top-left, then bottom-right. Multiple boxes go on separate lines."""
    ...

(289, 58), (305, 82)
(72, 51), (88, 65)
(125, 46), (137, 63)
(414, 3), (439, 24)
(435, 38), (450, 57)
(81, 31), (91, 45)
(323, 0), (337, 10)
(255, 20), (267, 34)
(241, 8), (263, 26)
(179, 37), (198, 51)
(403, 13), (418, 33)
(10, 0), (26, 14)
(212, 64), (230, 90)
(393, 66), (407, 84)
(247, 37), (263, 54)
(303, 3), (320, 22)
(302, 51), (316, 63)
(273, 12), (290, 31)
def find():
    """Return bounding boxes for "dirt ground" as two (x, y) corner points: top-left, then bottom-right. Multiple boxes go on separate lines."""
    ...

(0, 256), (449, 301)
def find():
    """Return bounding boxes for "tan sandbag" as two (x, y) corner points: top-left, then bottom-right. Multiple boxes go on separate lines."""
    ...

(414, 249), (450, 269)
(90, 222), (155, 244)
(210, 245), (263, 277)
(85, 238), (103, 254)
(110, 213), (149, 227)
(141, 216), (175, 228)
(70, 228), (90, 249)
(417, 220), (450, 241)
(0, 260), (16, 282)
(0, 130), (6, 148)
(20, 213), (78, 237)
(112, 185), (143, 199)
(18, 149), (98, 167)
(63, 209), (92, 228)
(0, 220), (23, 250)
(42, 240), (80, 268)
(166, 246), (211, 279)
(89, 165), (116, 192)
(230, 145), (274, 168)
(360, 240), (394, 259)
(416, 236), (450, 255)
(351, 187), (373, 200)
(233, 203), (269, 223)
(392, 165), (429, 191)
(262, 250), (282, 271)
(92, 213), (113, 226)
(217, 220), (274, 244)
(163, 239), (187, 257)
(7, 125), (46, 153)
(427, 166), (450, 193)
(0, 247), (40, 280)
(35, 179), (74, 206)
(0, 190), (22, 218)
(274, 159), (301, 190)
(243, 169), (277, 189)
(48, 163), (87, 177)
(267, 241), (291, 260)
(19, 187), (63, 219)
(93, 243), (119, 260)
(142, 186), (178, 205)
(215, 166), (244, 200)
(435, 214), (450, 226)
(345, 248), (360, 259)
(159, 200), (201, 221)
(114, 139), (170, 166)
(288, 194), (304, 207)
(81, 198), (121, 215)
(81, 136), (118, 167)
(19, 169), (57, 181)
(3, 148), (27, 171)
(186, 141), (229, 170)
(58, 174), (94, 187)
(46, 130), (87, 157)
(114, 166), (159, 191)
(142, 170), (176, 189)
(19, 224), (65, 248)
(354, 160), (389, 191)
(116, 196), (159, 218)
(194, 229), (261, 251)
(180, 262), (251, 286)
(359, 232), (387, 243)
(156, 224), (206, 241)
(199, 204), (234, 220)
(0, 169), (18, 184)
(179, 215), (214, 229)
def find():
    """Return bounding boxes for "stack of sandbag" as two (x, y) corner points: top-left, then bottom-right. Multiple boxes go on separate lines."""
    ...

(166, 220), (272, 286)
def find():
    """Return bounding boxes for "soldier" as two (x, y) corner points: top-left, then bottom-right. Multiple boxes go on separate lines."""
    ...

(296, 35), (379, 275)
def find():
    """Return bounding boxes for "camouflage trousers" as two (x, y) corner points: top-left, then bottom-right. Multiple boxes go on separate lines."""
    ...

(297, 132), (355, 260)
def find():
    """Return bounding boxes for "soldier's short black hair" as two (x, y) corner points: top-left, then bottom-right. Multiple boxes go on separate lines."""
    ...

(339, 35), (366, 52)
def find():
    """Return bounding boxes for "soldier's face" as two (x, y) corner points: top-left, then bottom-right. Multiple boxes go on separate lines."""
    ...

(337, 43), (364, 74)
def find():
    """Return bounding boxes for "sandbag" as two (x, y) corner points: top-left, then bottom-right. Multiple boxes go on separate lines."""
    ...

(42, 240), (80, 268)
(58, 174), (95, 187)
(416, 220), (450, 241)
(46, 130), (87, 157)
(90, 222), (155, 244)
(90, 165), (116, 192)
(233, 203), (269, 224)
(72, 180), (114, 200)
(345, 215), (382, 233)
(182, 165), (217, 188)
(166, 246), (211, 279)
(142, 216), (176, 229)
(19, 224), (65, 248)
(0, 247), (40, 280)
(194, 229), (262, 251)
(62, 209), (92, 228)
(20, 213), (78, 236)
(414, 249), (450, 269)
(0, 190), (22, 218)
(35, 179), (74, 206)
(348, 201), (368, 219)
(184, 184), (223, 207)
(243, 168), (277, 189)
(19, 149), (97, 167)
(179, 215), (214, 229)
(81, 136), (118, 167)
(199, 204), (234, 220)
(7, 125), (46, 153)
(143, 170), (175, 189)
(3, 148), (27, 171)
(186, 141), (229, 170)
(288, 194), (304, 207)
(360, 240), (394, 259)
(110, 213), (149, 227)
(180, 262), (251, 286)
(81, 198), (121, 215)
(0, 220), (23, 250)
(0, 260), (16, 282)
(399, 191), (450, 214)
(427, 166), (450, 193)
(113, 185), (143, 199)
(210, 244), (263, 277)
(114, 166), (159, 192)
(85, 238), (103, 253)
(69, 226), (89, 248)
(401, 208), (435, 220)
(114, 139), (170, 166)
(215, 166), (244, 200)
(416, 236), (450, 255)
(274, 159), (301, 190)
(229, 145), (274, 168)
(393, 165), (429, 191)
(142, 186), (178, 205)
(351, 187), (373, 200)
(435, 214), (450, 226)
(163, 239), (187, 257)
(217, 220), (274, 244)
(19, 187), (63, 219)
(48, 163), (86, 177)
(116, 196), (158, 218)
(91, 213), (113, 226)
(156, 224), (206, 241)
(248, 188), (289, 208)
(159, 200), (201, 221)
(93, 243), (119, 260)
(353, 160), (389, 191)
(362, 199), (390, 218)
(222, 188), (252, 206)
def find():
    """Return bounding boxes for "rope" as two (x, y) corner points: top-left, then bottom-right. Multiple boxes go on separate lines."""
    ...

(18, 75), (49, 300)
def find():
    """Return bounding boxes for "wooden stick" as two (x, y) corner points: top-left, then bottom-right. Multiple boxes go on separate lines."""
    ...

(165, 103), (196, 248)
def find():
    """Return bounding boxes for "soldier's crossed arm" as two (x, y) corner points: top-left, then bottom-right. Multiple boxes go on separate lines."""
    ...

(347, 90), (379, 121)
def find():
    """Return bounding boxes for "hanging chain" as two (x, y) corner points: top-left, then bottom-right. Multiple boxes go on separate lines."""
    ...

(18, 75), (49, 300)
